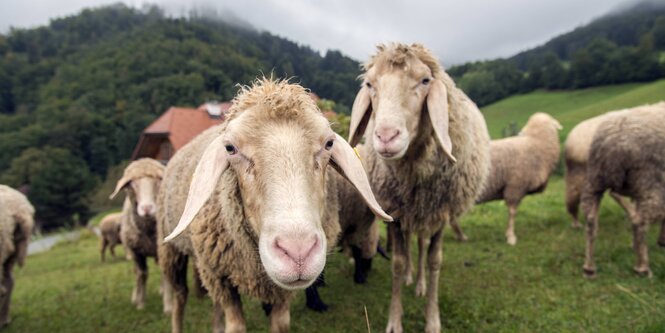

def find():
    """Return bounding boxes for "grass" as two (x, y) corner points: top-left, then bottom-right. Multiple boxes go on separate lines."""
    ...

(8, 178), (665, 332)
(481, 79), (665, 139)
(9, 81), (665, 332)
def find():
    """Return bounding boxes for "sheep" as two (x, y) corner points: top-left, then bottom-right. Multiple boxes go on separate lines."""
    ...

(156, 78), (391, 333)
(99, 212), (123, 262)
(348, 43), (490, 333)
(109, 158), (165, 309)
(581, 103), (665, 278)
(564, 108), (645, 228)
(476, 112), (562, 245)
(0, 185), (34, 327)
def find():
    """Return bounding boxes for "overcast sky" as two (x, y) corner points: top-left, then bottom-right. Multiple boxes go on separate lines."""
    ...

(0, 0), (644, 65)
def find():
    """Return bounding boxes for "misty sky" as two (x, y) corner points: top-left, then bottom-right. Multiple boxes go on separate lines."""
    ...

(0, 0), (641, 65)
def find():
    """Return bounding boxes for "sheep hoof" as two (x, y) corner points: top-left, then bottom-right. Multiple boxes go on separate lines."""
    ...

(415, 280), (426, 297)
(582, 267), (596, 279)
(506, 236), (517, 246)
(404, 274), (413, 286)
(385, 319), (403, 333)
(456, 234), (469, 242)
(633, 267), (652, 278)
(658, 239), (665, 248)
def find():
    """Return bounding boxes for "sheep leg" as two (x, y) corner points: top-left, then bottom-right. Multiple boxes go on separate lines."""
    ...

(448, 219), (468, 241)
(582, 195), (600, 278)
(212, 300), (224, 333)
(132, 253), (148, 309)
(565, 167), (583, 229)
(386, 222), (406, 333)
(505, 202), (518, 246)
(403, 229), (413, 286)
(270, 299), (290, 333)
(100, 238), (108, 262)
(631, 213), (652, 277)
(609, 192), (637, 223)
(170, 254), (189, 333)
(305, 272), (328, 312)
(424, 228), (443, 333)
(192, 264), (207, 299)
(415, 234), (428, 297)
(352, 245), (372, 284)
(222, 285), (246, 333)
(162, 277), (173, 314)
(110, 242), (117, 259)
(385, 225), (393, 252)
(658, 220), (665, 248)
(0, 262), (14, 327)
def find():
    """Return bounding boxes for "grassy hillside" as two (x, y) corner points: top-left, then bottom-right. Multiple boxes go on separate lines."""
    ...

(7, 179), (665, 332)
(481, 79), (665, 139)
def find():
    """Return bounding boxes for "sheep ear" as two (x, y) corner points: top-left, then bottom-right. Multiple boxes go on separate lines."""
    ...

(349, 86), (372, 147)
(164, 136), (230, 242)
(110, 176), (132, 199)
(330, 133), (393, 222)
(554, 120), (563, 130)
(426, 79), (456, 163)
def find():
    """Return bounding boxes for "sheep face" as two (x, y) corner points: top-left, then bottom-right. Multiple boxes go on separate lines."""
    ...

(127, 177), (160, 217)
(227, 109), (334, 289)
(349, 43), (456, 162)
(165, 80), (391, 291)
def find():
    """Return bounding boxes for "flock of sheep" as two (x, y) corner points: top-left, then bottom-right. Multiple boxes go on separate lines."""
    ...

(1, 43), (664, 333)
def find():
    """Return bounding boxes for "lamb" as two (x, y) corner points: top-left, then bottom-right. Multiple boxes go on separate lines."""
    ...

(0, 185), (34, 327)
(348, 43), (490, 333)
(581, 103), (665, 278)
(109, 158), (165, 309)
(564, 108), (646, 228)
(99, 212), (123, 262)
(156, 78), (391, 333)
(476, 112), (562, 245)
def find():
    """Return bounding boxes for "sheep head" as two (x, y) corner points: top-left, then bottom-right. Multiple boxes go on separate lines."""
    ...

(110, 158), (164, 217)
(350, 43), (456, 162)
(520, 112), (563, 137)
(165, 79), (391, 290)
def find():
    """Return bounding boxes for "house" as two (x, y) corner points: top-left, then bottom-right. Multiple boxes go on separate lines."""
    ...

(131, 102), (231, 161)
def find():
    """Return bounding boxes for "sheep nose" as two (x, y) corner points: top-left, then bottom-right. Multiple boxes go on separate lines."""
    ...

(141, 204), (154, 215)
(375, 127), (400, 144)
(273, 235), (319, 265)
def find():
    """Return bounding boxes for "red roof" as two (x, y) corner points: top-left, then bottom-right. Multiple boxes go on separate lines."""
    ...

(131, 103), (230, 160)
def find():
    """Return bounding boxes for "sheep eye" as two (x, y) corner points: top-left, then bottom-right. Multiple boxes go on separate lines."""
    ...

(225, 144), (237, 155)
(325, 139), (334, 151)
(365, 82), (372, 89)
(422, 78), (431, 85)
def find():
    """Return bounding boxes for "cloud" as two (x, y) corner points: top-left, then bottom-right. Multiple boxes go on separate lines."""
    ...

(0, 0), (639, 65)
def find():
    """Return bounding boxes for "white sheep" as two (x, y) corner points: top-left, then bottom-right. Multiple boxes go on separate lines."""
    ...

(157, 78), (390, 333)
(581, 102), (665, 278)
(349, 43), (490, 333)
(99, 212), (122, 262)
(476, 112), (562, 245)
(0, 185), (34, 327)
(109, 158), (165, 309)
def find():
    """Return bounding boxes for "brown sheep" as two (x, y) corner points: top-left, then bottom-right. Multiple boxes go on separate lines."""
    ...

(582, 103), (665, 278)
(99, 212), (122, 262)
(349, 43), (490, 333)
(109, 158), (165, 309)
(476, 112), (562, 245)
(0, 185), (34, 327)
(157, 78), (390, 333)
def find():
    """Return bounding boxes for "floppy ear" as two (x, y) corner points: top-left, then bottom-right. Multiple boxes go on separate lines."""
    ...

(110, 176), (132, 199)
(164, 136), (230, 242)
(426, 80), (456, 163)
(348, 86), (372, 147)
(554, 119), (563, 130)
(330, 133), (392, 222)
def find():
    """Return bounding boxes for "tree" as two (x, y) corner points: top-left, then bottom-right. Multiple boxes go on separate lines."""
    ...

(1, 147), (97, 229)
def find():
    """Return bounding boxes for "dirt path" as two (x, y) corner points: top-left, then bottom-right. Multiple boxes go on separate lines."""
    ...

(28, 230), (81, 255)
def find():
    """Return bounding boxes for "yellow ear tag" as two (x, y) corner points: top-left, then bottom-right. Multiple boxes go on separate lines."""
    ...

(353, 147), (361, 160)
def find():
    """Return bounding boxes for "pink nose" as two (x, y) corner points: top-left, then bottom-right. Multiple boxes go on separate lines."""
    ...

(273, 235), (319, 265)
(375, 127), (400, 144)
(140, 204), (154, 215)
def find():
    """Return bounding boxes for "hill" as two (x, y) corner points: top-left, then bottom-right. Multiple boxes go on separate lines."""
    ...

(449, 0), (665, 106)
(481, 78), (665, 139)
(0, 4), (361, 228)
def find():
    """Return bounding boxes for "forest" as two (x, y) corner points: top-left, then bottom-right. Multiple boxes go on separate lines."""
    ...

(1, 2), (664, 229)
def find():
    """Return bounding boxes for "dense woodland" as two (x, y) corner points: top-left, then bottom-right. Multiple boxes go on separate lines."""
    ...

(448, 1), (665, 105)
(0, 2), (664, 229)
